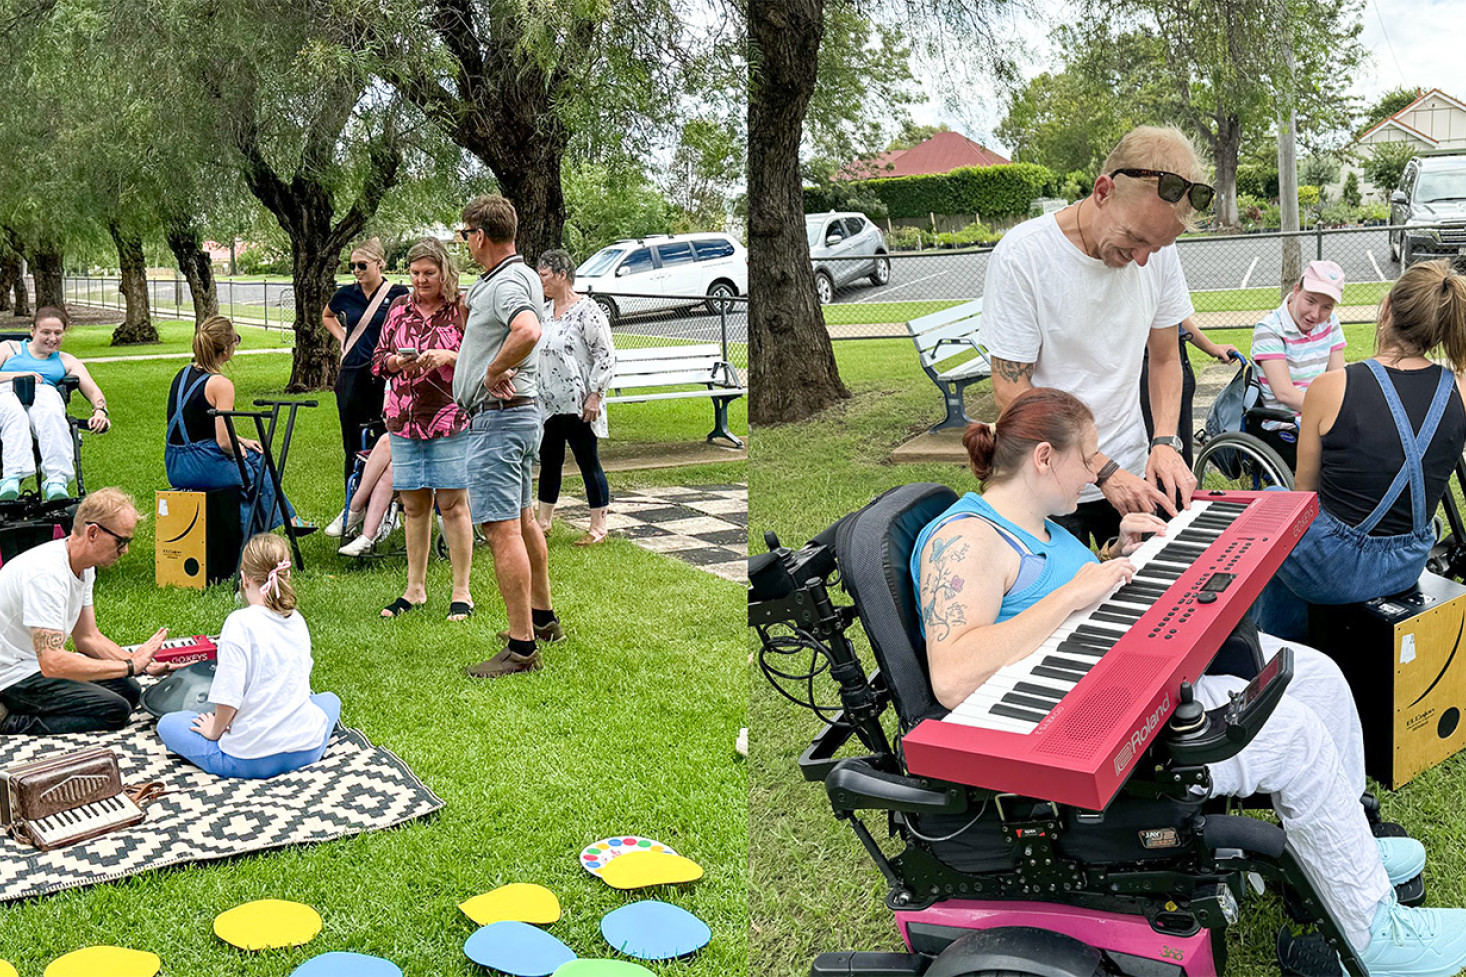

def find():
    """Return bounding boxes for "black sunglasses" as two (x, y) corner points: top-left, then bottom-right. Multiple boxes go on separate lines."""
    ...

(88, 521), (132, 551)
(456, 227), (482, 242)
(1110, 168), (1215, 211)
(348, 261), (372, 271)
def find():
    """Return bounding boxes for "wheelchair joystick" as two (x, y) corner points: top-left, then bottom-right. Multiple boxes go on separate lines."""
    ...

(1168, 682), (1208, 735)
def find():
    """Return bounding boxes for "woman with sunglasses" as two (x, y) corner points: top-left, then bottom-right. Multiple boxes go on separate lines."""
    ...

(322, 238), (409, 536)
(163, 316), (302, 533)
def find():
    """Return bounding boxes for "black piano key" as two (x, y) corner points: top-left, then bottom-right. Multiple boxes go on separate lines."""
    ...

(1148, 557), (1192, 571)
(991, 702), (1050, 724)
(1174, 530), (1220, 544)
(1057, 638), (1107, 659)
(1160, 542), (1208, 556)
(1191, 518), (1236, 531)
(1064, 630), (1115, 650)
(1116, 582), (1167, 600)
(1002, 692), (1058, 713)
(1014, 681), (1069, 701)
(1136, 567), (1182, 583)
(1091, 609), (1141, 626)
(1043, 654), (1093, 674)
(1108, 591), (1154, 609)
(1074, 622), (1124, 639)
(1032, 665), (1084, 683)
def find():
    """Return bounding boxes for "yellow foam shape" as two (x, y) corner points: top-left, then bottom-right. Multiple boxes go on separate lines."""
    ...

(45, 946), (160, 977)
(213, 899), (322, 950)
(459, 882), (562, 926)
(0, 961), (16, 977)
(598, 850), (704, 889)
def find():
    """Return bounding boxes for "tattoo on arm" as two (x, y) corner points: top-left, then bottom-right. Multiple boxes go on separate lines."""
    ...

(992, 357), (1035, 385)
(920, 535), (971, 643)
(31, 629), (65, 655)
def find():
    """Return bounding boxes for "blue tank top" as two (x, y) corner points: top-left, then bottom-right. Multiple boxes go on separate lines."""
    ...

(1, 342), (67, 388)
(910, 493), (1099, 630)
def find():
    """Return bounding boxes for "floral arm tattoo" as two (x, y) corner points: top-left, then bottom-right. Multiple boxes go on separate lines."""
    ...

(920, 534), (971, 642)
(31, 629), (65, 655)
(991, 357), (1035, 385)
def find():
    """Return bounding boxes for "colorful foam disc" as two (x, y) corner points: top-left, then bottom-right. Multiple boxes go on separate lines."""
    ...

(290, 952), (402, 977)
(44, 947), (160, 977)
(0, 960), (14, 977)
(579, 836), (676, 876)
(553, 961), (655, 977)
(214, 899), (322, 950)
(600, 901), (710, 960)
(464, 920), (577, 977)
(460, 882), (562, 926)
(598, 850), (704, 890)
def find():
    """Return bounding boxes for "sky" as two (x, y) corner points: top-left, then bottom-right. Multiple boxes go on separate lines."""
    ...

(908, 0), (1465, 157)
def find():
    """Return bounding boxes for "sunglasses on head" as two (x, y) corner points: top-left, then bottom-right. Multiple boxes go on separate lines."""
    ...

(348, 261), (373, 272)
(1110, 168), (1215, 211)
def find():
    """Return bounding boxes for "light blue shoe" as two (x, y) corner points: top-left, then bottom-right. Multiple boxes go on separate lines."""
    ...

(0, 477), (19, 501)
(42, 479), (69, 502)
(1379, 837), (1427, 885)
(1359, 896), (1466, 977)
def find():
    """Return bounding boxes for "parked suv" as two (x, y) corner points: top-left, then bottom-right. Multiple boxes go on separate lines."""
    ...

(573, 232), (746, 326)
(805, 212), (890, 304)
(1390, 154), (1466, 267)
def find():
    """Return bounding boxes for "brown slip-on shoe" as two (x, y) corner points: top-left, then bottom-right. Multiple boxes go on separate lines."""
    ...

(466, 646), (543, 679)
(496, 619), (566, 644)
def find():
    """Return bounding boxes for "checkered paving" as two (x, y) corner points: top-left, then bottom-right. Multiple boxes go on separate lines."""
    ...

(0, 709), (442, 902)
(555, 484), (746, 582)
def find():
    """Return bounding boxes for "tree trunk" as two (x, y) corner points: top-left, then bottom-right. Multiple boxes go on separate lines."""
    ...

(286, 241), (341, 391)
(108, 222), (158, 345)
(748, 0), (849, 424)
(0, 251), (15, 314)
(11, 269), (29, 318)
(496, 155), (568, 265)
(1, 229), (29, 317)
(164, 217), (219, 327)
(1211, 112), (1243, 233)
(28, 242), (64, 312)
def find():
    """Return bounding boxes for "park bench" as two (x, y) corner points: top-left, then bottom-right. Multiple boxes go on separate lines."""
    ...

(906, 298), (990, 431)
(604, 343), (745, 448)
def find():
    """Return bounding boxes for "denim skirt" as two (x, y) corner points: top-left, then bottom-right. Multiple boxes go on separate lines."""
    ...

(389, 429), (469, 491)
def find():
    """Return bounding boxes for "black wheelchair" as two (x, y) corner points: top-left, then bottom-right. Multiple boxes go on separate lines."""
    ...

(750, 482), (1408, 977)
(1194, 353), (1296, 493)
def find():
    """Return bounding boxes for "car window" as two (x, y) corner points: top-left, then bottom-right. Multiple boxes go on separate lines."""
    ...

(578, 247), (626, 278)
(655, 242), (696, 267)
(823, 221), (845, 244)
(693, 239), (736, 261)
(620, 248), (654, 276)
(1416, 165), (1466, 203)
(805, 222), (823, 247)
(843, 217), (866, 237)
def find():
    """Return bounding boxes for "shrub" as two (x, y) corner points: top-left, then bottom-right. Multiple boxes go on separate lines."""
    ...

(885, 226), (925, 251)
(1342, 171), (1362, 208)
(804, 162), (1057, 222)
(1297, 184), (1320, 209)
(234, 245), (291, 277)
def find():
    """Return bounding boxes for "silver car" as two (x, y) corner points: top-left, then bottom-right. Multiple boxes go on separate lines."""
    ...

(806, 212), (891, 304)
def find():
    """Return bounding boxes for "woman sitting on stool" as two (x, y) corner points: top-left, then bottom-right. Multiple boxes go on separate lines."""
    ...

(163, 316), (301, 533)
(0, 306), (110, 501)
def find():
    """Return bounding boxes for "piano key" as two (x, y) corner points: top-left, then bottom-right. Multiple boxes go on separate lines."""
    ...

(1043, 654), (1094, 674)
(1002, 692), (1059, 712)
(1014, 681), (1068, 701)
(1032, 664), (1084, 683)
(1091, 609), (1141, 626)
(990, 702), (1049, 725)
(1056, 639), (1107, 659)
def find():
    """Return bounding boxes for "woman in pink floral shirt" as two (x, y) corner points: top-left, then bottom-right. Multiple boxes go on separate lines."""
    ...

(369, 239), (475, 621)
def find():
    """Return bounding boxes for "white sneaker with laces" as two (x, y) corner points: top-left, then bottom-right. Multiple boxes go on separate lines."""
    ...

(339, 534), (375, 558)
(325, 508), (348, 538)
(1358, 896), (1466, 977)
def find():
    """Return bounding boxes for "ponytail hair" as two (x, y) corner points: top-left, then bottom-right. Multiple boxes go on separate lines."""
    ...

(239, 533), (297, 616)
(964, 388), (1095, 487)
(1381, 259), (1466, 372)
(193, 315), (239, 374)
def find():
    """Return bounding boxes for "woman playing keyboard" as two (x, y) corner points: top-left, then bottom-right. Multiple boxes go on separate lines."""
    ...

(911, 387), (1466, 977)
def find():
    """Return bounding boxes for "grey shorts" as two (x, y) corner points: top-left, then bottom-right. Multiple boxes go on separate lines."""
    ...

(466, 404), (542, 524)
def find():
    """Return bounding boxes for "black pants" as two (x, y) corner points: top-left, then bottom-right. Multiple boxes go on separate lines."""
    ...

(538, 413), (611, 509)
(1053, 499), (1123, 551)
(335, 366), (386, 494)
(0, 674), (141, 734)
(1139, 330), (1197, 469)
(1244, 417), (1300, 472)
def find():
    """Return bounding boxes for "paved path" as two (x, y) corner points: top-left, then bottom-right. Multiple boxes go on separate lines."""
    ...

(554, 484), (746, 582)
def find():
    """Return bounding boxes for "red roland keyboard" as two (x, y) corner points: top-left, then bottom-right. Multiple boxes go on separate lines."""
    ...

(901, 490), (1317, 811)
(121, 634), (218, 666)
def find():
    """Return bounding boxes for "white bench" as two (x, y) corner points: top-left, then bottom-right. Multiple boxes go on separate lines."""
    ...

(906, 299), (990, 432)
(604, 343), (745, 448)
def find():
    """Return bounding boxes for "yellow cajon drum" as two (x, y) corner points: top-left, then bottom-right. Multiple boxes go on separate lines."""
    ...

(154, 490), (240, 589)
(1312, 572), (1466, 788)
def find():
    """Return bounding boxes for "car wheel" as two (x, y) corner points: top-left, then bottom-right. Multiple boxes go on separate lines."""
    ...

(592, 294), (618, 327)
(704, 281), (737, 316)
(1402, 235), (1416, 269)
(1389, 229), (1400, 262)
(815, 271), (834, 305)
(869, 254), (891, 286)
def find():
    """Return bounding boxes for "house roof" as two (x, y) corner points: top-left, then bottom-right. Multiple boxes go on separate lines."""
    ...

(840, 131), (1011, 180)
(1358, 88), (1465, 144)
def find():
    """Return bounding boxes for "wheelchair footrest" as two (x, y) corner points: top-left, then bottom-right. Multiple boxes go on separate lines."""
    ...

(810, 951), (927, 977)
(1277, 926), (1343, 977)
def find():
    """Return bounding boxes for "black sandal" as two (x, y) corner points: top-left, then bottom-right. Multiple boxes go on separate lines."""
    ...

(447, 601), (475, 622)
(381, 597), (422, 619)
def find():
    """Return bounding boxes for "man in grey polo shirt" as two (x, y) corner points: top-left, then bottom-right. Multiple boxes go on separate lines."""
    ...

(453, 194), (563, 678)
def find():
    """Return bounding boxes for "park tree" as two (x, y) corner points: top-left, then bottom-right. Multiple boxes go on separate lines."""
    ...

(1362, 141), (1417, 198)
(996, 66), (1145, 179)
(888, 121), (951, 152)
(1359, 86), (1421, 135)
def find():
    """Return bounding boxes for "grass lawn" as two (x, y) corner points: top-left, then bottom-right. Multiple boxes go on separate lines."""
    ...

(0, 353), (747, 975)
(748, 338), (1466, 977)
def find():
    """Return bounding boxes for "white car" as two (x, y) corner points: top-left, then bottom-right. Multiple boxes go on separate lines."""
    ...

(574, 233), (747, 325)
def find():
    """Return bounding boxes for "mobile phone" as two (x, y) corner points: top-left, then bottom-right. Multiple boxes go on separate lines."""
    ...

(397, 347), (418, 357)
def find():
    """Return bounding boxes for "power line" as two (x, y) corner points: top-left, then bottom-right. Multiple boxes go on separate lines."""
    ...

(1372, 0), (1407, 86)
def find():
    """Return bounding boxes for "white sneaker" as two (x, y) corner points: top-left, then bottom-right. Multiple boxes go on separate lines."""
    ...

(345, 507), (366, 537)
(325, 508), (348, 538)
(735, 727), (748, 757)
(339, 534), (375, 557)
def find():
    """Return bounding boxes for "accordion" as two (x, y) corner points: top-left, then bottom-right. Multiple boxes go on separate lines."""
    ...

(0, 747), (148, 851)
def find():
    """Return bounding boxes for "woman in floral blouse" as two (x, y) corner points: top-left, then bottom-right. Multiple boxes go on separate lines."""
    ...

(368, 238), (475, 619)
(535, 250), (618, 545)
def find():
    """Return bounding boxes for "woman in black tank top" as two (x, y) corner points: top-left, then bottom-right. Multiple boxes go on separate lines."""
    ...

(1254, 260), (1466, 641)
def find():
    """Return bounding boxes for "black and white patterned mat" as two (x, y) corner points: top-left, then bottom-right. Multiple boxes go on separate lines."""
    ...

(555, 484), (746, 582)
(0, 718), (442, 902)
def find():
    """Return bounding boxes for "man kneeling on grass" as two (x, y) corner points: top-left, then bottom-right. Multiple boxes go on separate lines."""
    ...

(0, 487), (171, 733)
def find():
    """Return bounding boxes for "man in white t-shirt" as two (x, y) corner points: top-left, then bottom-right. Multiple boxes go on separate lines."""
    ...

(0, 488), (169, 734)
(984, 125), (1210, 547)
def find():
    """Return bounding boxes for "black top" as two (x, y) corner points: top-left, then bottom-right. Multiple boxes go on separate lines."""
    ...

(1319, 362), (1466, 536)
(328, 280), (410, 372)
(166, 365), (218, 446)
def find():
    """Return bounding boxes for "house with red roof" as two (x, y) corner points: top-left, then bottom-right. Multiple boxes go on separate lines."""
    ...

(840, 131), (1011, 181)
(1346, 89), (1466, 196)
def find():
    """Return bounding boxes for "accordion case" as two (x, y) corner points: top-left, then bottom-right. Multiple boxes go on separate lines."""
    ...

(0, 747), (146, 851)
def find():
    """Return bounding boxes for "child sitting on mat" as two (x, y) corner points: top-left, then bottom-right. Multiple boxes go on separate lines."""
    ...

(157, 534), (340, 779)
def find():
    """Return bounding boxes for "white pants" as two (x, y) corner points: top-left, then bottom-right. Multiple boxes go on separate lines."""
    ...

(0, 381), (73, 482)
(1199, 635), (1391, 950)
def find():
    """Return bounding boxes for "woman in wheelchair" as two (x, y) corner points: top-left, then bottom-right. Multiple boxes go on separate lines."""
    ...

(1254, 259), (1466, 641)
(0, 306), (109, 501)
(911, 387), (1466, 975)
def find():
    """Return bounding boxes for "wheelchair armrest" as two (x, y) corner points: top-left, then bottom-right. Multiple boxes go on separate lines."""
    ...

(1246, 406), (1296, 424)
(57, 375), (80, 400)
(1197, 813), (1285, 859)
(825, 758), (967, 815)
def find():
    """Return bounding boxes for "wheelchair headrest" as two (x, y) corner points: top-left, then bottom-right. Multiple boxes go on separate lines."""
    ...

(835, 482), (959, 731)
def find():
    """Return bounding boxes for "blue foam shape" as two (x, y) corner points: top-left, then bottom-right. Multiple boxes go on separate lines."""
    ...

(464, 920), (578, 977)
(290, 952), (402, 977)
(599, 900), (711, 960)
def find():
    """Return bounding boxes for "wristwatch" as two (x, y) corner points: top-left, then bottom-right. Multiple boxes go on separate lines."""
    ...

(1149, 435), (1185, 452)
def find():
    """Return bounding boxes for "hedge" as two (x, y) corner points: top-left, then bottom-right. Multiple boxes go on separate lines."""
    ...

(805, 163), (1058, 221)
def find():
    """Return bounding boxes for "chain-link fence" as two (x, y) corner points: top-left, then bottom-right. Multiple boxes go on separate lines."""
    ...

(819, 224), (1437, 340)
